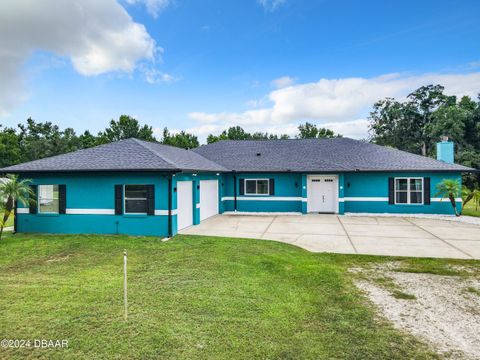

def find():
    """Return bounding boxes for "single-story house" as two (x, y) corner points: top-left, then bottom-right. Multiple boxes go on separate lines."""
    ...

(0, 137), (475, 237)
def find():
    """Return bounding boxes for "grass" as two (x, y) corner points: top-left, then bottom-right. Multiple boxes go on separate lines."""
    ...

(1, 234), (479, 359)
(391, 290), (416, 300)
(0, 212), (14, 228)
(465, 287), (480, 296)
(462, 200), (480, 217)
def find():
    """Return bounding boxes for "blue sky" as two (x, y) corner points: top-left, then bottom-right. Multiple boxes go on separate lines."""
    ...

(1, 0), (479, 141)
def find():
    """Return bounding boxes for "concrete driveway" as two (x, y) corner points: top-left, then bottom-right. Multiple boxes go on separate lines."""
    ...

(179, 214), (480, 259)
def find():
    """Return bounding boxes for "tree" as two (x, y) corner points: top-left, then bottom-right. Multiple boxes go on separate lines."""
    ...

(435, 179), (462, 216)
(296, 122), (341, 139)
(369, 86), (480, 189)
(206, 126), (290, 144)
(407, 85), (450, 156)
(0, 174), (35, 239)
(78, 130), (98, 149)
(161, 128), (199, 149)
(369, 85), (450, 156)
(98, 115), (156, 143)
(0, 126), (21, 167)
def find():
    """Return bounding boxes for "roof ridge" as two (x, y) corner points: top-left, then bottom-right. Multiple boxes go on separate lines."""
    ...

(130, 138), (180, 170)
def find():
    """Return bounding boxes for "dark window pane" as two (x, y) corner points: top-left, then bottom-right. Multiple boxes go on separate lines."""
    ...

(410, 191), (423, 204)
(395, 179), (408, 191)
(410, 179), (423, 191)
(257, 180), (269, 194)
(125, 199), (147, 213)
(245, 180), (256, 194)
(125, 185), (147, 199)
(396, 192), (408, 204)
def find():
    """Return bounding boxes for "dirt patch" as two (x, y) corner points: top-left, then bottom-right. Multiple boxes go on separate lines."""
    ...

(355, 268), (480, 359)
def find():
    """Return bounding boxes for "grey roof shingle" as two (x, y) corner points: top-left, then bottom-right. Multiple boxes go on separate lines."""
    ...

(193, 138), (475, 172)
(1, 137), (474, 174)
(0, 138), (227, 173)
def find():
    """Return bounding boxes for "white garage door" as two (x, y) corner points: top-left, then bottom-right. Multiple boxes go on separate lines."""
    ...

(200, 180), (219, 221)
(177, 181), (193, 230)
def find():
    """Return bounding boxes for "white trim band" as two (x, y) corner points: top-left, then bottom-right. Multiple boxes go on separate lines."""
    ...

(431, 197), (462, 202)
(18, 208), (178, 216)
(154, 209), (178, 216)
(343, 197), (389, 202)
(221, 196), (303, 201)
(66, 208), (114, 215)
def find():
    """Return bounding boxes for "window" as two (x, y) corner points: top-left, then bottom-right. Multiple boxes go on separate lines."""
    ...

(395, 178), (423, 204)
(245, 179), (269, 195)
(124, 185), (148, 214)
(38, 185), (59, 213)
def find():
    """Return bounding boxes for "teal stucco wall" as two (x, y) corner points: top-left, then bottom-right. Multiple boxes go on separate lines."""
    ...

(221, 172), (304, 213)
(17, 171), (224, 236)
(170, 172), (223, 235)
(17, 172), (172, 236)
(15, 170), (464, 236)
(343, 172), (462, 215)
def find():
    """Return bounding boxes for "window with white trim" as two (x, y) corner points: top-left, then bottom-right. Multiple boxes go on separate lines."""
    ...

(124, 185), (148, 214)
(245, 179), (269, 195)
(38, 185), (59, 214)
(395, 178), (423, 204)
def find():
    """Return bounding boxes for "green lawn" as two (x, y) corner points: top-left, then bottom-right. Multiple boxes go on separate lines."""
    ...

(0, 212), (14, 228)
(462, 200), (480, 217)
(1, 234), (478, 359)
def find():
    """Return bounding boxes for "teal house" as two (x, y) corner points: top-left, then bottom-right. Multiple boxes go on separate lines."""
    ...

(0, 137), (474, 237)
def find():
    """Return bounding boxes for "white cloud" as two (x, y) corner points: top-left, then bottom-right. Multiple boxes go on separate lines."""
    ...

(187, 72), (480, 141)
(271, 76), (295, 89)
(257, 0), (286, 11)
(0, 0), (158, 114)
(141, 66), (179, 84)
(126, 0), (170, 18)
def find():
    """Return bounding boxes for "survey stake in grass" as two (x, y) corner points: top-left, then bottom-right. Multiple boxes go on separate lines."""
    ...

(124, 249), (128, 321)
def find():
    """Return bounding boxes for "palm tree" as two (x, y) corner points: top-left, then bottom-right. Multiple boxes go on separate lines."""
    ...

(0, 174), (35, 239)
(462, 188), (474, 207)
(435, 179), (461, 216)
(461, 188), (480, 213)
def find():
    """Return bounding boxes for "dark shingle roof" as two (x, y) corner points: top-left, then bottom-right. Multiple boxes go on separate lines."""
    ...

(193, 138), (474, 172)
(0, 138), (227, 173)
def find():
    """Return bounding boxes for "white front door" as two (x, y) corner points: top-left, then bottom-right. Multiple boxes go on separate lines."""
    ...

(200, 180), (218, 221)
(177, 181), (193, 230)
(307, 176), (338, 213)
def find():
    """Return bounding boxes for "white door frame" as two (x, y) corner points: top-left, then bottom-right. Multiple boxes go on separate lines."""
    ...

(307, 175), (339, 213)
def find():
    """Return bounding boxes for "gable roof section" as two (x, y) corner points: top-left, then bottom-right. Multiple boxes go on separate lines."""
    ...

(193, 138), (474, 172)
(0, 138), (227, 173)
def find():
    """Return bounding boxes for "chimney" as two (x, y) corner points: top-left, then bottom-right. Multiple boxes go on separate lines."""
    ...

(436, 136), (454, 164)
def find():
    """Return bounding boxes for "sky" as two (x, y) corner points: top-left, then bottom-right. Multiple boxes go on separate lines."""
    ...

(0, 0), (479, 142)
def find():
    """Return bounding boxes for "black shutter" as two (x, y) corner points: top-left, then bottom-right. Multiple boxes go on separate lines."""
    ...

(29, 185), (37, 214)
(239, 178), (245, 195)
(388, 178), (395, 205)
(146, 184), (155, 215)
(424, 177), (431, 205)
(115, 185), (123, 215)
(59, 185), (67, 214)
(269, 179), (275, 195)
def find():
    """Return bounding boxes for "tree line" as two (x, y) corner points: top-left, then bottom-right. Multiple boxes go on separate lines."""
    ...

(1, 84), (478, 187)
(368, 85), (480, 189)
(0, 115), (340, 168)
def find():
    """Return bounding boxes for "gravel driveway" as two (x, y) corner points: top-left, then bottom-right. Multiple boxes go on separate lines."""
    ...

(355, 265), (480, 360)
